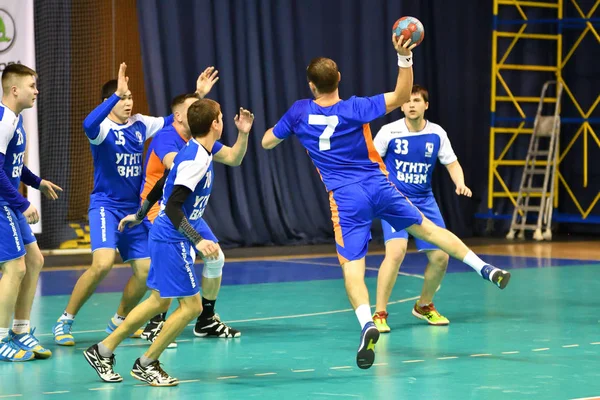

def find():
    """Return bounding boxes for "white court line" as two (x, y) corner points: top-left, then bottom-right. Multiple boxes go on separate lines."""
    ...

(402, 359), (425, 363)
(217, 376), (238, 380)
(312, 394), (361, 398)
(470, 354), (492, 357)
(371, 363), (388, 366)
(254, 372), (277, 376)
(330, 366), (352, 370)
(590, 342), (600, 345)
(88, 387), (114, 391)
(292, 369), (315, 373)
(562, 344), (580, 348)
(502, 351), (520, 354)
(437, 356), (459, 360)
(532, 348), (550, 352)
(0, 395), (22, 399)
(42, 392), (70, 395)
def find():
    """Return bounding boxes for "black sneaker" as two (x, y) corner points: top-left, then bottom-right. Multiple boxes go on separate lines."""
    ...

(130, 358), (178, 386)
(356, 322), (380, 370)
(140, 313), (166, 341)
(83, 344), (122, 382)
(481, 265), (511, 289)
(193, 314), (241, 338)
(142, 320), (177, 348)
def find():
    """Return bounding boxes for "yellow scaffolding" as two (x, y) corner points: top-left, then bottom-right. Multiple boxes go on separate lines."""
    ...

(487, 0), (600, 223)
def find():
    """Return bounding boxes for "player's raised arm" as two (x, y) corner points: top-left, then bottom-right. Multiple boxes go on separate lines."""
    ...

(383, 36), (417, 115)
(214, 108), (254, 166)
(83, 62), (129, 140)
(195, 66), (219, 99)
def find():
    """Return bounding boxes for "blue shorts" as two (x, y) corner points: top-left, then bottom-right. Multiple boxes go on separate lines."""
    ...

(89, 206), (149, 262)
(147, 218), (217, 298)
(0, 206), (37, 263)
(329, 177), (423, 264)
(382, 195), (446, 251)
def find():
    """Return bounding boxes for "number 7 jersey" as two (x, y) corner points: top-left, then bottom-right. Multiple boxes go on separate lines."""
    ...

(272, 95), (388, 191)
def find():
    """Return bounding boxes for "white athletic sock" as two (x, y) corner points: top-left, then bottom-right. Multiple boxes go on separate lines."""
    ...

(113, 314), (126, 325)
(462, 251), (487, 276)
(59, 311), (75, 321)
(0, 327), (9, 340)
(355, 304), (373, 329)
(12, 320), (30, 334)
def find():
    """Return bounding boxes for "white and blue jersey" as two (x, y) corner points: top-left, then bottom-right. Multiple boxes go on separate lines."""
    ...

(0, 104), (37, 262)
(148, 138), (216, 298)
(373, 118), (457, 250)
(84, 94), (173, 258)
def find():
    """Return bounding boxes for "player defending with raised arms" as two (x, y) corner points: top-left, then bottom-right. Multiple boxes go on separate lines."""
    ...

(262, 36), (510, 369)
(0, 64), (62, 361)
(84, 99), (252, 386)
(52, 63), (176, 345)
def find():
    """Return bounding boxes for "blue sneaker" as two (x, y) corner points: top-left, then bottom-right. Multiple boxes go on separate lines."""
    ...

(0, 335), (35, 362)
(10, 328), (52, 359)
(53, 319), (75, 346)
(481, 265), (511, 289)
(356, 321), (380, 369)
(105, 318), (143, 338)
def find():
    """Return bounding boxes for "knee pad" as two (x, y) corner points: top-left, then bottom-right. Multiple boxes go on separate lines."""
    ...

(202, 249), (225, 278)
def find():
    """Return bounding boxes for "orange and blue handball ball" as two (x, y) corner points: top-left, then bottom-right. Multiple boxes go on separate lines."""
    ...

(392, 16), (425, 47)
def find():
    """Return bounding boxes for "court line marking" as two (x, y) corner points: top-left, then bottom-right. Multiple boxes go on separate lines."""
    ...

(292, 369), (315, 373)
(372, 362), (388, 366)
(470, 354), (492, 357)
(311, 394), (361, 398)
(590, 342), (600, 345)
(254, 372), (277, 376)
(502, 351), (520, 354)
(217, 376), (239, 380)
(532, 348), (550, 352)
(437, 356), (459, 360)
(330, 366), (352, 370)
(0, 395), (22, 399)
(88, 387), (115, 391)
(42, 392), (70, 395)
(402, 359), (425, 363)
(563, 344), (580, 348)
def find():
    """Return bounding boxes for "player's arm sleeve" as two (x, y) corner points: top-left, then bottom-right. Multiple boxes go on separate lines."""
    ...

(164, 185), (204, 244)
(373, 127), (390, 158)
(0, 153), (30, 212)
(154, 136), (180, 163)
(438, 130), (458, 165)
(20, 166), (42, 189)
(141, 114), (175, 140)
(351, 95), (387, 124)
(134, 169), (169, 220)
(212, 141), (223, 155)
(272, 103), (298, 140)
(83, 93), (121, 141)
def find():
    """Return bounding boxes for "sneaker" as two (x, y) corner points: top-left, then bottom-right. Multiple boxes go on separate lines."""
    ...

(131, 358), (178, 387)
(356, 321), (380, 370)
(481, 265), (511, 289)
(372, 311), (391, 333)
(105, 318), (144, 338)
(412, 302), (450, 326)
(0, 335), (35, 362)
(53, 319), (75, 346)
(194, 314), (241, 338)
(83, 344), (123, 383)
(142, 320), (177, 348)
(140, 313), (165, 341)
(10, 328), (52, 359)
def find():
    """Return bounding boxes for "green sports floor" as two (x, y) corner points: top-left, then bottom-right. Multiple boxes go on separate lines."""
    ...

(1, 251), (600, 400)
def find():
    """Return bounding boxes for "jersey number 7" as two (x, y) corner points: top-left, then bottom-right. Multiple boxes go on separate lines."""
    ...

(308, 115), (339, 151)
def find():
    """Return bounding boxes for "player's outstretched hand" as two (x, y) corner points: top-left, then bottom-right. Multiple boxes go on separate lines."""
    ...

(39, 179), (63, 200)
(392, 34), (417, 57)
(23, 204), (39, 225)
(118, 214), (142, 232)
(115, 62), (129, 97)
(196, 239), (219, 260)
(196, 66), (219, 98)
(455, 184), (472, 197)
(234, 108), (255, 135)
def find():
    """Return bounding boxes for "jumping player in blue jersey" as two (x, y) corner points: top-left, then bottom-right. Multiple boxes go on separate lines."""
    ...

(262, 35), (510, 369)
(372, 85), (478, 331)
(52, 63), (214, 346)
(0, 64), (62, 361)
(84, 99), (254, 386)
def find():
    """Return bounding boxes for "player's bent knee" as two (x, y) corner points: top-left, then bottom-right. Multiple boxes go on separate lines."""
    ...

(385, 242), (407, 265)
(429, 251), (449, 270)
(181, 295), (203, 317)
(202, 250), (225, 279)
(2, 258), (27, 280)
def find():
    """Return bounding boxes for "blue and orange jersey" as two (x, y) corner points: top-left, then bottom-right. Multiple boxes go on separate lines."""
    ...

(141, 124), (223, 222)
(272, 95), (387, 191)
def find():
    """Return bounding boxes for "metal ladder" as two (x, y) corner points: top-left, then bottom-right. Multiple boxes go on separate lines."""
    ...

(506, 81), (563, 241)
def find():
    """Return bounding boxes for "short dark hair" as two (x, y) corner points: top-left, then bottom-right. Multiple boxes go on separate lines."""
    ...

(2, 64), (37, 91)
(187, 98), (221, 138)
(101, 79), (118, 101)
(412, 84), (429, 102)
(306, 57), (339, 94)
(170, 93), (200, 112)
